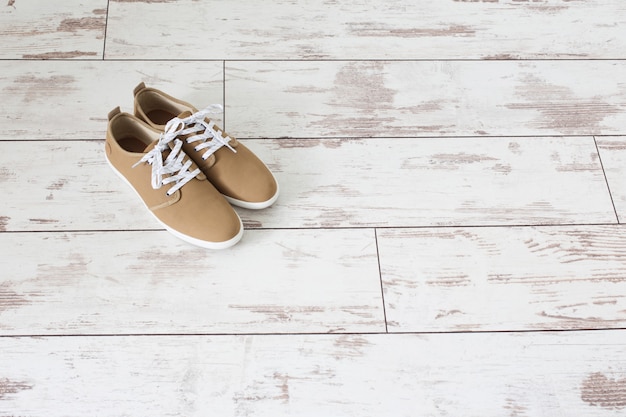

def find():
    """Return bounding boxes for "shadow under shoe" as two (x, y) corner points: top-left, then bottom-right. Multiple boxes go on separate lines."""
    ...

(105, 107), (243, 249)
(132, 82), (279, 210)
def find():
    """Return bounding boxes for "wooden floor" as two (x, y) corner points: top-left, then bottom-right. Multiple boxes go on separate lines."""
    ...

(2, 1), (626, 415)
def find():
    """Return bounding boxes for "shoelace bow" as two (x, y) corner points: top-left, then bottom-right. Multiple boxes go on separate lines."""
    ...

(133, 118), (201, 196)
(179, 105), (237, 160)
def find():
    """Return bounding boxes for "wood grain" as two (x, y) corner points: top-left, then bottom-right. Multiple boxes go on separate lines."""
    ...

(0, 331), (625, 416)
(5, 60), (625, 140)
(596, 137), (626, 223)
(0, 137), (615, 232)
(0, 141), (154, 231)
(0, 60), (223, 140)
(238, 136), (615, 228)
(0, 229), (383, 335)
(0, 0), (107, 59)
(377, 225), (626, 332)
(225, 60), (626, 138)
(105, 0), (626, 60)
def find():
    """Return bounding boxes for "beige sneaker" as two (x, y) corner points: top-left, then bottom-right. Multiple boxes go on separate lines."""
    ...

(105, 107), (243, 249)
(133, 83), (279, 210)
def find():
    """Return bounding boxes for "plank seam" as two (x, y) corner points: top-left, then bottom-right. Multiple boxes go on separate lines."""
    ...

(230, 135), (626, 140)
(1, 327), (625, 339)
(594, 135), (620, 224)
(91, 58), (626, 63)
(222, 59), (227, 131)
(3, 58), (626, 63)
(7, 135), (626, 142)
(102, 0), (111, 60)
(374, 228), (389, 333)
(2, 223), (623, 235)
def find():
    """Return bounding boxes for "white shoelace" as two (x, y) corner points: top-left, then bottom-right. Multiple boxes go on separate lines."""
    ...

(133, 118), (201, 196)
(178, 105), (237, 160)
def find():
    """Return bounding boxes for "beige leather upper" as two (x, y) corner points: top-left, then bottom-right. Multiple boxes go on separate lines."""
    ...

(105, 108), (242, 245)
(133, 83), (278, 205)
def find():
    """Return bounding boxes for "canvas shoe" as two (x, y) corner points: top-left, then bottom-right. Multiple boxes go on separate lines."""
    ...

(105, 107), (243, 249)
(132, 83), (279, 210)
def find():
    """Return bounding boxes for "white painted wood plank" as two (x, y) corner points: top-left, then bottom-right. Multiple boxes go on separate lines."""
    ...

(225, 60), (626, 138)
(0, 60), (223, 140)
(241, 136), (615, 228)
(0, 0), (107, 59)
(1, 331), (625, 416)
(5, 60), (625, 140)
(377, 226), (626, 333)
(0, 137), (615, 232)
(0, 229), (383, 334)
(596, 137), (626, 223)
(0, 141), (154, 232)
(105, 0), (626, 60)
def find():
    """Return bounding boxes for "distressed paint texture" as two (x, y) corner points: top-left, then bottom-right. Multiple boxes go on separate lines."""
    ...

(0, 61), (223, 140)
(0, 141), (152, 231)
(596, 137), (626, 223)
(581, 373), (626, 410)
(0, 138), (615, 231)
(377, 226), (626, 332)
(105, 0), (626, 59)
(0, 0), (107, 59)
(0, 332), (625, 416)
(3, 61), (626, 140)
(226, 61), (626, 138)
(0, 230), (383, 334)
(235, 136), (615, 228)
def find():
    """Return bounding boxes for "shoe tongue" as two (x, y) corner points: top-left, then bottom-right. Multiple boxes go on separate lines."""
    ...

(174, 111), (207, 180)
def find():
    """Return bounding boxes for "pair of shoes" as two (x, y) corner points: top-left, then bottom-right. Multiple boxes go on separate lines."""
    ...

(105, 83), (279, 250)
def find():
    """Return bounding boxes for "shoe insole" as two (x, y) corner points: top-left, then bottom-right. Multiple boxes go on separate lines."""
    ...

(119, 136), (149, 153)
(146, 109), (177, 126)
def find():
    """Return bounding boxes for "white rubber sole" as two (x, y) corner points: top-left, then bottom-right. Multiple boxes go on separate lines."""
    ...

(223, 181), (280, 210)
(106, 156), (243, 250)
